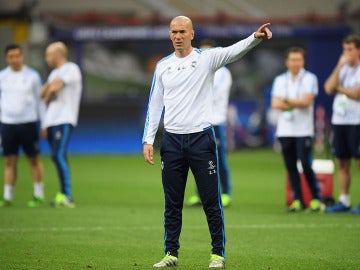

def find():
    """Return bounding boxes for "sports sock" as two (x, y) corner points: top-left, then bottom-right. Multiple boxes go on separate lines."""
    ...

(34, 182), (44, 198)
(4, 184), (13, 201)
(339, 194), (350, 207)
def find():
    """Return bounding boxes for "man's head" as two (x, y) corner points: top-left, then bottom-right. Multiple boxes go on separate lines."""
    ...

(342, 34), (360, 66)
(5, 44), (24, 71)
(199, 39), (217, 49)
(45, 42), (68, 68)
(169, 16), (194, 57)
(285, 47), (305, 76)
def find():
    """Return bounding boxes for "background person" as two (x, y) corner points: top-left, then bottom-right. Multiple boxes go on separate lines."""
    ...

(143, 15), (272, 268)
(324, 34), (360, 214)
(271, 47), (322, 212)
(186, 38), (233, 208)
(40, 41), (82, 208)
(0, 44), (45, 207)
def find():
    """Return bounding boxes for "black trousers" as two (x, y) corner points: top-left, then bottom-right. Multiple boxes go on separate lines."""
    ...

(160, 127), (225, 257)
(278, 136), (321, 205)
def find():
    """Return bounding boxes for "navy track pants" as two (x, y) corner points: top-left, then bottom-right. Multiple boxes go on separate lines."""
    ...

(160, 127), (225, 257)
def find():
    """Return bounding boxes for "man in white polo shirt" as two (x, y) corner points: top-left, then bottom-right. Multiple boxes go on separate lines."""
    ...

(40, 42), (82, 208)
(0, 44), (46, 207)
(271, 47), (321, 212)
(324, 34), (360, 214)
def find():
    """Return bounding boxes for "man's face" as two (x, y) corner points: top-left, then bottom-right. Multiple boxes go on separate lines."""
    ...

(285, 52), (305, 75)
(169, 18), (194, 55)
(45, 46), (56, 68)
(6, 48), (24, 71)
(343, 42), (360, 65)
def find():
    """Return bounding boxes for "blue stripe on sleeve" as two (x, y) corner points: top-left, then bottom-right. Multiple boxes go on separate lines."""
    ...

(142, 72), (157, 144)
(142, 53), (173, 144)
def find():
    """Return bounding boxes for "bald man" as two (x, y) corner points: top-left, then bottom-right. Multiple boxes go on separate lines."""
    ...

(40, 42), (82, 208)
(143, 16), (272, 268)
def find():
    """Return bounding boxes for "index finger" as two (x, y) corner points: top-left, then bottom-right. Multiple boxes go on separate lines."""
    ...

(259, 23), (271, 31)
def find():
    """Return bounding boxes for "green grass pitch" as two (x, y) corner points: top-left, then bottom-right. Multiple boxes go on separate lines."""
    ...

(0, 149), (359, 269)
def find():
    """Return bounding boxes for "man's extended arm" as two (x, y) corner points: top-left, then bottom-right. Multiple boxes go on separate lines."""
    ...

(209, 23), (272, 70)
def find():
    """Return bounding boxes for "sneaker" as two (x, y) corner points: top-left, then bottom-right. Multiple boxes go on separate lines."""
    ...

(50, 192), (75, 208)
(325, 202), (351, 213)
(153, 252), (178, 267)
(309, 199), (322, 212)
(287, 200), (304, 212)
(186, 195), (201, 207)
(28, 196), (45, 208)
(351, 203), (360, 214)
(209, 254), (225, 268)
(0, 198), (12, 207)
(221, 194), (232, 207)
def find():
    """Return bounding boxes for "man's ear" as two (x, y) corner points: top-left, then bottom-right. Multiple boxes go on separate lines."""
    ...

(191, 30), (195, 41)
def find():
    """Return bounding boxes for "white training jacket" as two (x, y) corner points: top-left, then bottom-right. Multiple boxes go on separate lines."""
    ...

(0, 65), (46, 124)
(143, 33), (261, 145)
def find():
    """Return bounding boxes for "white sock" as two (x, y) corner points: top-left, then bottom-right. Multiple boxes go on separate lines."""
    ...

(34, 182), (44, 198)
(4, 184), (13, 201)
(339, 194), (350, 207)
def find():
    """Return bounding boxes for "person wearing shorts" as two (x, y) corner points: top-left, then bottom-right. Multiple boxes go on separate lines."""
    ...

(0, 44), (45, 207)
(324, 34), (360, 214)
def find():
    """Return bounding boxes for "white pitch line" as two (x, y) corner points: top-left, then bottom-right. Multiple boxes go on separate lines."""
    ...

(228, 223), (360, 229)
(0, 223), (359, 233)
